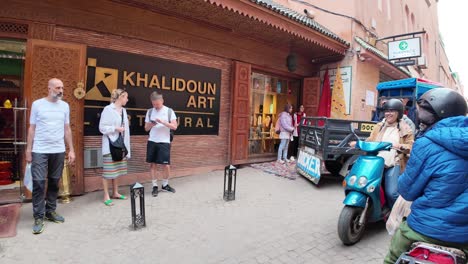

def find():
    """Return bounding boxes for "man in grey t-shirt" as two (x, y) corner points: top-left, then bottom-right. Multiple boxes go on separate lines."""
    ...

(26, 78), (75, 234)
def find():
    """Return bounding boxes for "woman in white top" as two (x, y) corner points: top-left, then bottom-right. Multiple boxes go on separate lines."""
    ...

(99, 89), (131, 206)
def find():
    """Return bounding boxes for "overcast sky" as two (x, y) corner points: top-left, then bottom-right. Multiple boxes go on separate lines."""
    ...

(438, 1), (468, 95)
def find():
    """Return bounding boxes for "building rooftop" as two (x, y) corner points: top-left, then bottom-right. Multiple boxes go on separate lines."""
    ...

(251, 0), (349, 45)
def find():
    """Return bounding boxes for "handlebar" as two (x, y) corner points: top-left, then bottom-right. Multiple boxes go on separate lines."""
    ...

(337, 124), (360, 148)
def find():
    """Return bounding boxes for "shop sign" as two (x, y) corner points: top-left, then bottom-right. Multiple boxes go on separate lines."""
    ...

(84, 48), (221, 136)
(388, 37), (421, 60)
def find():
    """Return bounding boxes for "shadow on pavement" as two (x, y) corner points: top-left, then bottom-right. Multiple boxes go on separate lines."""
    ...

(297, 173), (343, 190)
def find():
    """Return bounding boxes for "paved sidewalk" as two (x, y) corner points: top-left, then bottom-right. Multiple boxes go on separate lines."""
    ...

(0, 167), (391, 264)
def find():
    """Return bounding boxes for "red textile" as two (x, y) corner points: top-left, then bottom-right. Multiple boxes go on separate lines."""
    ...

(317, 69), (331, 118)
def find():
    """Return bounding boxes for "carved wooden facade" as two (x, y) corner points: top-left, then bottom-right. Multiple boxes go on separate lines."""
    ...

(0, 0), (346, 191)
(24, 39), (86, 194)
(302, 78), (321, 117)
(230, 62), (251, 164)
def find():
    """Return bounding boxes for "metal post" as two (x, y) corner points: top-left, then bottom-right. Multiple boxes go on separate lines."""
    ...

(227, 169), (232, 196)
(130, 182), (145, 230)
(223, 166), (227, 200)
(130, 186), (136, 230)
(232, 168), (237, 200)
(139, 186), (146, 228)
(223, 165), (237, 201)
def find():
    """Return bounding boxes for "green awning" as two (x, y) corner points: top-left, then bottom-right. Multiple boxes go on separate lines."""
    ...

(0, 50), (24, 76)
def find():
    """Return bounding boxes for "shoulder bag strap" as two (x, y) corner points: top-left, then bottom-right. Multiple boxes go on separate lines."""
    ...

(107, 108), (124, 140)
(120, 109), (125, 137)
(167, 108), (172, 122)
(147, 108), (152, 120)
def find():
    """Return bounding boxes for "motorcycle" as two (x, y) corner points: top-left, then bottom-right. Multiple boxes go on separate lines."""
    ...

(337, 139), (392, 245)
(396, 242), (467, 264)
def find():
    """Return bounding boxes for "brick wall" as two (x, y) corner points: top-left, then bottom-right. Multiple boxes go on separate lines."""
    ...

(55, 26), (232, 192)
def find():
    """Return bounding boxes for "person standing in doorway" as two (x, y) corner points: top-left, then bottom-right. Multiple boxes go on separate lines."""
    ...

(277, 104), (294, 163)
(26, 78), (75, 235)
(292, 105), (306, 158)
(99, 89), (131, 206)
(145, 92), (178, 197)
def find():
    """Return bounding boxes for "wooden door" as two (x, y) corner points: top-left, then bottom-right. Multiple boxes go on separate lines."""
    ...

(230, 61), (251, 165)
(302, 77), (321, 116)
(24, 39), (86, 195)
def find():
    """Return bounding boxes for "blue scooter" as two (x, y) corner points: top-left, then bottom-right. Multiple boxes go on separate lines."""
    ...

(337, 139), (392, 245)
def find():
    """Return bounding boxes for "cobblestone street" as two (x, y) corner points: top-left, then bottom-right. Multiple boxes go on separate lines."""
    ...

(0, 167), (390, 264)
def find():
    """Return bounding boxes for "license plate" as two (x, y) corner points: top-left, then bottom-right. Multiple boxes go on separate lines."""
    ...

(360, 123), (376, 132)
(297, 149), (321, 180)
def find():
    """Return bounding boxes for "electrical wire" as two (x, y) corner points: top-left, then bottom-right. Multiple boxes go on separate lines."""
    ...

(290, 0), (378, 38)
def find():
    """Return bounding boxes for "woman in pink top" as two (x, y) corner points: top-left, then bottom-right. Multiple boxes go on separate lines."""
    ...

(277, 104), (295, 163)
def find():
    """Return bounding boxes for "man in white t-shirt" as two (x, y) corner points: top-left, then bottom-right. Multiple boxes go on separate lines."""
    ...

(26, 78), (75, 234)
(144, 92), (178, 197)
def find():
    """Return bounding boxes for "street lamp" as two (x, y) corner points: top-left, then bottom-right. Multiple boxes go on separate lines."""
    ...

(130, 182), (146, 230)
(223, 165), (237, 201)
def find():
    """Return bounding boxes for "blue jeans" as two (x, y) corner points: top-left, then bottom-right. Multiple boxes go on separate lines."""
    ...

(277, 139), (289, 161)
(384, 165), (401, 208)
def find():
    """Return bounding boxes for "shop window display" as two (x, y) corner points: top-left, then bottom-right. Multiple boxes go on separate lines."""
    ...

(249, 72), (299, 156)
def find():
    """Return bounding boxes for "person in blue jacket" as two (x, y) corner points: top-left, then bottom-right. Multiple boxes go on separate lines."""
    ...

(384, 88), (468, 263)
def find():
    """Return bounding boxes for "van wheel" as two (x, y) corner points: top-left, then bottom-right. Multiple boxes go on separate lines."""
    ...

(325, 161), (342, 176)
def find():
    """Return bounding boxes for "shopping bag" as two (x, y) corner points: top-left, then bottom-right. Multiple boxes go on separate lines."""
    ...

(386, 195), (412, 235)
(24, 163), (32, 192)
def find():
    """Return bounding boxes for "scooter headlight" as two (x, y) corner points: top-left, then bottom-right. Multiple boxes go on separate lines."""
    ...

(348, 175), (357, 185)
(357, 176), (368, 187)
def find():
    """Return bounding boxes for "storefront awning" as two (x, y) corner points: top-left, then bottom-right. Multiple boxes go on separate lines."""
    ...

(206, 0), (349, 57)
(355, 36), (411, 79)
(115, 0), (349, 62)
(212, 0), (348, 46)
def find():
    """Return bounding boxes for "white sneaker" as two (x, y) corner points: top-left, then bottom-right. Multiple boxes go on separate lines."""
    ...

(285, 159), (291, 163)
(277, 160), (285, 164)
(289, 156), (295, 162)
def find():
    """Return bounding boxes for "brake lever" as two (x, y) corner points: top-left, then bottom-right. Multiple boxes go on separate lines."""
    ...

(345, 146), (356, 153)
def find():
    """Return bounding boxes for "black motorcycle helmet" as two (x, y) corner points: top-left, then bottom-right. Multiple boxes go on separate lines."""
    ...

(383, 99), (404, 119)
(418, 88), (467, 120)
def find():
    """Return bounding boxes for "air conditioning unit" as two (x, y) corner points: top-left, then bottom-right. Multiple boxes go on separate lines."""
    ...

(84, 148), (103, 168)
(417, 54), (428, 69)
